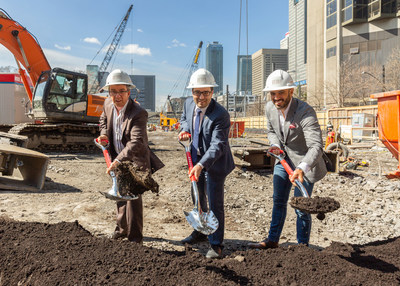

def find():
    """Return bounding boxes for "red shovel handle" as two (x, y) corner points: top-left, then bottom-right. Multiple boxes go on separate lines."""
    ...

(95, 138), (112, 168)
(280, 158), (294, 176)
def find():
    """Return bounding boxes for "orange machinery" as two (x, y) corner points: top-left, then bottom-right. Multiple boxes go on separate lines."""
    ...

(371, 90), (400, 178)
(0, 9), (105, 150)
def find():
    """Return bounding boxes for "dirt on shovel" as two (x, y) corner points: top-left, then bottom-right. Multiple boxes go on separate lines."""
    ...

(289, 196), (340, 220)
(113, 161), (159, 196)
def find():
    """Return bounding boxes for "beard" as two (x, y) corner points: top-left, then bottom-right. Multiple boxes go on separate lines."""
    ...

(273, 95), (291, 110)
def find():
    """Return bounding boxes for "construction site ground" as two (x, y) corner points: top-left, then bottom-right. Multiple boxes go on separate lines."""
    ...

(1, 129), (400, 285)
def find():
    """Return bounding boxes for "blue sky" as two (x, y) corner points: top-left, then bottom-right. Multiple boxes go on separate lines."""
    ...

(0, 0), (288, 109)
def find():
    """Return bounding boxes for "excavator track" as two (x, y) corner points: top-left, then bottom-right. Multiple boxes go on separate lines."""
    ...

(7, 123), (100, 152)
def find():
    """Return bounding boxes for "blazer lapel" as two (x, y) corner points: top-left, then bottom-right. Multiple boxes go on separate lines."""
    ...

(283, 98), (298, 144)
(275, 107), (284, 143)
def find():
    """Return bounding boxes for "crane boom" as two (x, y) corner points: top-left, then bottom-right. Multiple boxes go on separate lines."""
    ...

(182, 41), (203, 97)
(90, 5), (133, 93)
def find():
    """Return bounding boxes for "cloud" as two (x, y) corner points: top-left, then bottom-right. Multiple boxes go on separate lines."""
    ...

(170, 39), (187, 48)
(54, 44), (71, 51)
(137, 28), (143, 33)
(83, 37), (101, 45)
(119, 44), (151, 56)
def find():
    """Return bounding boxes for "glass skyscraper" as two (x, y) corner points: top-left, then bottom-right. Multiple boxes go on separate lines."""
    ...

(236, 55), (252, 95)
(206, 41), (223, 95)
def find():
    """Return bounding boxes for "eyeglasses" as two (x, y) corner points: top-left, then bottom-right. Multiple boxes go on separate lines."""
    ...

(109, 90), (129, 96)
(192, 90), (212, 97)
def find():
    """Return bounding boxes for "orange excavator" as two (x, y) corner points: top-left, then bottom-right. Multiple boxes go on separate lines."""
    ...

(0, 9), (106, 151)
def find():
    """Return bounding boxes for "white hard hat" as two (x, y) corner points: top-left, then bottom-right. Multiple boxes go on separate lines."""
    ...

(101, 69), (136, 90)
(263, 70), (295, 92)
(187, 68), (218, 89)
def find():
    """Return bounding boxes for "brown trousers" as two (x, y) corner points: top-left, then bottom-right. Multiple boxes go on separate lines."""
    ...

(115, 195), (143, 243)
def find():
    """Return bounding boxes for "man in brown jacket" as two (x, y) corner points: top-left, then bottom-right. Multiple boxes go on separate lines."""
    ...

(97, 69), (163, 243)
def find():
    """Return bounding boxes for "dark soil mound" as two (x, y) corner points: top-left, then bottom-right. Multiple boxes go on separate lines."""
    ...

(1, 217), (399, 285)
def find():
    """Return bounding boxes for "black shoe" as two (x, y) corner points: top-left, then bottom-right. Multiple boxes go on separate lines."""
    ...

(181, 230), (208, 244)
(206, 245), (223, 259)
(248, 239), (279, 249)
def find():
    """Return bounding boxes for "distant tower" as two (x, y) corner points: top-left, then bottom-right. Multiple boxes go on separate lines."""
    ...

(206, 41), (223, 95)
(289, 0), (307, 84)
(236, 55), (252, 95)
(129, 75), (156, 111)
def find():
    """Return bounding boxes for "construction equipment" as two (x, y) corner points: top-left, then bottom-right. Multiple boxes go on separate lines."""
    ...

(268, 149), (340, 220)
(159, 95), (179, 130)
(179, 135), (218, 235)
(89, 5), (133, 94)
(0, 132), (48, 191)
(0, 8), (131, 151)
(182, 41), (203, 97)
(94, 138), (138, 201)
(371, 90), (400, 178)
(324, 122), (350, 158)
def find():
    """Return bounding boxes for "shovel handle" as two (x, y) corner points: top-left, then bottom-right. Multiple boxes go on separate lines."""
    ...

(94, 138), (112, 168)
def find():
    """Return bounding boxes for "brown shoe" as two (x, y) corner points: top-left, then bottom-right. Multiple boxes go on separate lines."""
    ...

(110, 231), (127, 240)
(248, 239), (279, 249)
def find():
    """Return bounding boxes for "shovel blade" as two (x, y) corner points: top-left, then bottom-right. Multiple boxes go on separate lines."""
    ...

(184, 209), (219, 235)
(99, 190), (139, 201)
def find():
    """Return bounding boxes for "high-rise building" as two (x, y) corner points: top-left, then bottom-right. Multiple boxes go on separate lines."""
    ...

(129, 75), (156, 111)
(236, 55), (252, 95)
(289, 0), (307, 86)
(307, 0), (400, 108)
(206, 41), (223, 95)
(251, 49), (288, 97)
(280, 32), (290, 49)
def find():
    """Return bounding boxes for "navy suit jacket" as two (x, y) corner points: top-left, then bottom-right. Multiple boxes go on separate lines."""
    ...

(180, 98), (235, 178)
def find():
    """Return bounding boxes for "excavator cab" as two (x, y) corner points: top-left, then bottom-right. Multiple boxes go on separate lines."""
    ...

(31, 68), (100, 123)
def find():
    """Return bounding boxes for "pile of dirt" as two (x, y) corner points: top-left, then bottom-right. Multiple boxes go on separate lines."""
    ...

(114, 161), (159, 196)
(1, 217), (399, 285)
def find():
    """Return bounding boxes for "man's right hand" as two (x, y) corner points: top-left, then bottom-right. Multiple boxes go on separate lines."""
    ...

(178, 131), (191, 141)
(97, 135), (109, 146)
(267, 146), (281, 156)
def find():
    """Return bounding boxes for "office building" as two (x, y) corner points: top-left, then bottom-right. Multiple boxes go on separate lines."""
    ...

(280, 32), (290, 49)
(236, 55), (252, 95)
(251, 49), (288, 97)
(129, 75), (156, 111)
(86, 65), (99, 92)
(289, 0), (307, 88)
(206, 41), (223, 95)
(307, 0), (400, 108)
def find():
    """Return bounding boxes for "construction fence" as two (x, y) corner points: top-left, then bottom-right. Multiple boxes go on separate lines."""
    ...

(233, 105), (379, 142)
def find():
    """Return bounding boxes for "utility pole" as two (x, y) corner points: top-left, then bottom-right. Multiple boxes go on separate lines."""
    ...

(226, 85), (229, 111)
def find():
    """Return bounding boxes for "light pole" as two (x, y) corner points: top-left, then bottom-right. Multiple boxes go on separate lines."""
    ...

(361, 71), (386, 92)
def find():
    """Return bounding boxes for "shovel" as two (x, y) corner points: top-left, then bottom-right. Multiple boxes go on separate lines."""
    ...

(94, 138), (138, 201)
(179, 136), (218, 235)
(267, 149), (340, 220)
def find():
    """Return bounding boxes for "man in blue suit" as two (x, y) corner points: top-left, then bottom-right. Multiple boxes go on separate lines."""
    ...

(178, 68), (235, 259)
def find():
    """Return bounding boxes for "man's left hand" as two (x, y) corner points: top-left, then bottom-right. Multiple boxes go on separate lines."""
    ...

(106, 160), (120, 174)
(289, 168), (304, 184)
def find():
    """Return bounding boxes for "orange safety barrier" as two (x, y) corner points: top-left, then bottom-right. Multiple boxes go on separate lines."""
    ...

(371, 90), (400, 178)
(229, 121), (245, 138)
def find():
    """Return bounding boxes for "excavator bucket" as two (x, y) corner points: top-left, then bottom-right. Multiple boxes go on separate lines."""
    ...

(0, 132), (48, 191)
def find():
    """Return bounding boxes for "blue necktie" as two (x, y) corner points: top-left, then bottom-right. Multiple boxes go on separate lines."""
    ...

(191, 108), (202, 163)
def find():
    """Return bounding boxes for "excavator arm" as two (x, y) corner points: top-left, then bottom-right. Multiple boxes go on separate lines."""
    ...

(0, 9), (51, 102)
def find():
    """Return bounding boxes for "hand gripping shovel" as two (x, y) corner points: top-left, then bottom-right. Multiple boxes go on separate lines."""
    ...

(179, 136), (218, 235)
(268, 149), (340, 220)
(94, 138), (138, 201)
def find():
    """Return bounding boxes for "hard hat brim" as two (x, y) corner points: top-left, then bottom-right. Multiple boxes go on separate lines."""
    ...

(186, 83), (218, 89)
(100, 82), (136, 92)
(263, 85), (295, 92)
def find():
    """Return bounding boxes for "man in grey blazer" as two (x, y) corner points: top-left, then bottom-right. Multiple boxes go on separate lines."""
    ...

(179, 68), (235, 259)
(97, 69), (163, 243)
(249, 70), (327, 249)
